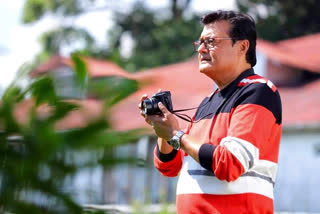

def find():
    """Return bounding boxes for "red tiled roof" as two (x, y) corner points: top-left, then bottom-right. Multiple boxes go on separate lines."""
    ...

(257, 33), (320, 73)
(30, 55), (133, 79)
(277, 34), (320, 73)
(13, 99), (104, 130)
(83, 57), (132, 78)
(279, 79), (320, 126)
(257, 40), (301, 68)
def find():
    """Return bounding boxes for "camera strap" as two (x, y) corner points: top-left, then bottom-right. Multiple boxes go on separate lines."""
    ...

(172, 105), (208, 122)
(170, 90), (217, 123)
(173, 112), (193, 122)
(171, 84), (249, 123)
(171, 89), (218, 113)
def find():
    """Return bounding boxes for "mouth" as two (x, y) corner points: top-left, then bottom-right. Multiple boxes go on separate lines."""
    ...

(200, 58), (211, 63)
(200, 54), (211, 62)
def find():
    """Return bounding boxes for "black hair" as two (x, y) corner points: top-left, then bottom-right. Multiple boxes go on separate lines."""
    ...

(201, 10), (257, 67)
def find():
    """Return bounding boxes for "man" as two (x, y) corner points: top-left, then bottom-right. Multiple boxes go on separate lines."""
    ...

(139, 10), (281, 214)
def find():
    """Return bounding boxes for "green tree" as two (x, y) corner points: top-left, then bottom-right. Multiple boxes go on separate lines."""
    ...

(22, 0), (101, 64)
(109, 2), (201, 72)
(236, 0), (320, 41)
(22, 0), (201, 71)
(0, 56), (141, 214)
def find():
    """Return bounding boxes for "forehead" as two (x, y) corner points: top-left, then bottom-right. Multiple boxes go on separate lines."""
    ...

(200, 20), (231, 38)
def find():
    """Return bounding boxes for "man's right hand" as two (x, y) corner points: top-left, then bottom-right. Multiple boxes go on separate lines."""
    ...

(138, 90), (175, 154)
(138, 89), (163, 126)
(138, 94), (153, 126)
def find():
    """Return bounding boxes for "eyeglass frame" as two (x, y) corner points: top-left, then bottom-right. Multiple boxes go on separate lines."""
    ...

(193, 37), (239, 52)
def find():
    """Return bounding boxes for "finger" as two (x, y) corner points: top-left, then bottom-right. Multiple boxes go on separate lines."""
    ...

(158, 102), (168, 115)
(140, 94), (148, 102)
(144, 115), (152, 126)
(146, 119), (155, 127)
(139, 94), (148, 110)
(140, 110), (146, 118)
(146, 115), (162, 125)
(145, 118), (151, 126)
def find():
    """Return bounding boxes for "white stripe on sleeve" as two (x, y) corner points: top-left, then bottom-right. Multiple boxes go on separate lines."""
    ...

(220, 136), (259, 172)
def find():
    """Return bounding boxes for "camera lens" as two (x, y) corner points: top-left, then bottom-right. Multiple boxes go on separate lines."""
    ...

(141, 99), (152, 114)
(141, 97), (161, 115)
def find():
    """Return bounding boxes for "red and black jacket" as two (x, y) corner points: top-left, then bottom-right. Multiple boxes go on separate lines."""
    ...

(154, 68), (282, 214)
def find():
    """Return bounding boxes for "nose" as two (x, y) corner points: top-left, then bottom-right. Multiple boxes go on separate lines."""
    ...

(197, 42), (208, 54)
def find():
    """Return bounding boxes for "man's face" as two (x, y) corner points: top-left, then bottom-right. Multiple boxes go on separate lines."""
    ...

(197, 20), (240, 80)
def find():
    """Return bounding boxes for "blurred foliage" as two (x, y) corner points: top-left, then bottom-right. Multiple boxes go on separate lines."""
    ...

(0, 56), (142, 213)
(236, 0), (320, 41)
(109, 2), (201, 71)
(23, 0), (320, 71)
(88, 77), (139, 105)
(39, 27), (95, 56)
(22, 0), (94, 23)
(21, 0), (200, 72)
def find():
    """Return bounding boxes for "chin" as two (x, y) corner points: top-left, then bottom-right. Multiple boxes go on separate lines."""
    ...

(199, 64), (213, 74)
(199, 65), (218, 81)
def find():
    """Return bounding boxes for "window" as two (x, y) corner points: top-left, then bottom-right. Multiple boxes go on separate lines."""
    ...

(51, 66), (87, 99)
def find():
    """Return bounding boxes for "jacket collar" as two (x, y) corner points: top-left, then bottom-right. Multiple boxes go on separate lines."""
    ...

(219, 68), (255, 98)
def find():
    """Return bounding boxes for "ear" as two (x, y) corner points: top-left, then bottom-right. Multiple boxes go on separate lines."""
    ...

(238, 39), (250, 56)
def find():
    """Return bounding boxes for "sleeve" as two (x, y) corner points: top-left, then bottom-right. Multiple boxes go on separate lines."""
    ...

(198, 83), (282, 182)
(153, 126), (189, 177)
(153, 144), (185, 177)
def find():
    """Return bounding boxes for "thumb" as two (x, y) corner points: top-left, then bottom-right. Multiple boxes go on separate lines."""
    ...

(158, 102), (169, 115)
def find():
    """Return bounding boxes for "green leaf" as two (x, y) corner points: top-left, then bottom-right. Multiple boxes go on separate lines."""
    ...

(1, 86), (25, 104)
(0, 87), (23, 134)
(106, 78), (139, 106)
(30, 77), (57, 106)
(48, 101), (79, 122)
(22, 0), (48, 23)
(71, 54), (88, 89)
(89, 77), (139, 106)
(98, 129), (145, 147)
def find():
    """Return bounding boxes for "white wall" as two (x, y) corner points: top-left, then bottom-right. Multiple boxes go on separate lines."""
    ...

(274, 131), (320, 212)
(255, 50), (267, 76)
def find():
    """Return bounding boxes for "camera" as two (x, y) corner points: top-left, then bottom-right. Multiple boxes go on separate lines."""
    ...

(141, 91), (173, 115)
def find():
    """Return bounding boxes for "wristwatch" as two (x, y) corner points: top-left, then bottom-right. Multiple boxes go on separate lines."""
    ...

(168, 130), (185, 150)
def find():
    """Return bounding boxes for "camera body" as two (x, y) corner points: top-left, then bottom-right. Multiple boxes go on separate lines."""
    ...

(141, 91), (173, 115)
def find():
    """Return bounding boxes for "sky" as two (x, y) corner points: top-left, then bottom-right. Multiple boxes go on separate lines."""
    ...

(0, 0), (235, 90)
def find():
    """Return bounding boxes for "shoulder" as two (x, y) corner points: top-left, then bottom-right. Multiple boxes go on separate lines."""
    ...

(238, 74), (278, 93)
(236, 74), (281, 103)
(235, 75), (282, 123)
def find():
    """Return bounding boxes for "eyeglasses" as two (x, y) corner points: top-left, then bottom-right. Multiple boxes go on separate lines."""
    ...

(193, 37), (236, 52)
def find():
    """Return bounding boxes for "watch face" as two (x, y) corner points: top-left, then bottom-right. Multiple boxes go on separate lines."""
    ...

(170, 138), (180, 150)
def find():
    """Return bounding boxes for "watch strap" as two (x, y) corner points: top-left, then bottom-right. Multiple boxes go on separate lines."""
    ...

(168, 130), (185, 150)
(175, 130), (185, 139)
